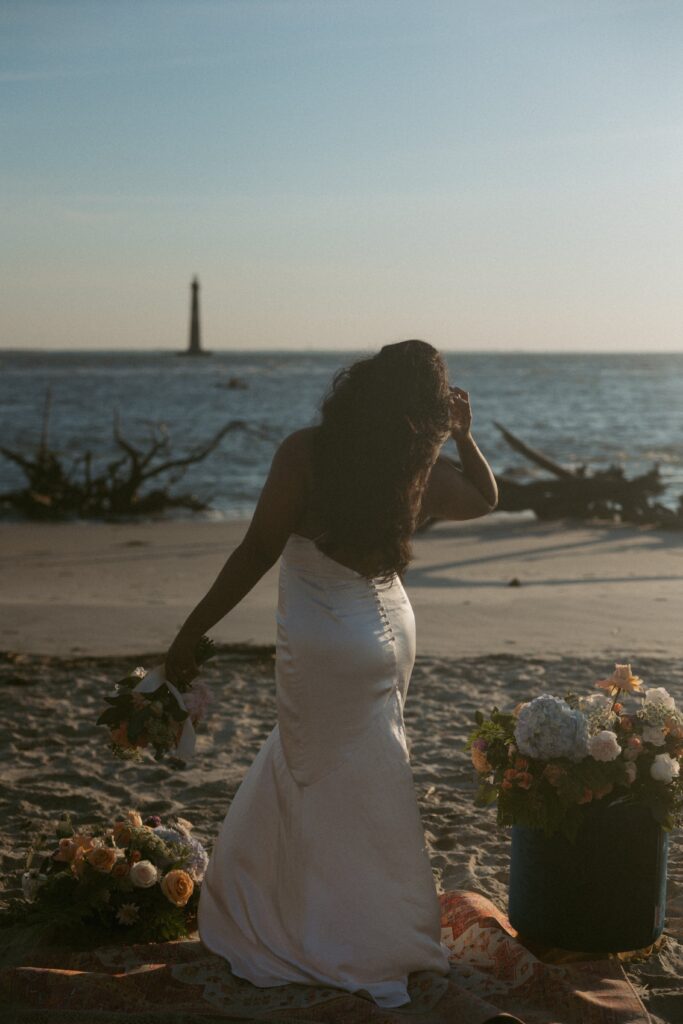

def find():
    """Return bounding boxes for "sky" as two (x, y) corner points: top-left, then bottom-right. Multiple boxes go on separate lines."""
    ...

(2, 0), (683, 352)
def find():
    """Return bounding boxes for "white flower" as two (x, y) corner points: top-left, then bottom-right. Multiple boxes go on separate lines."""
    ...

(587, 730), (621, 762)
(623, 761), (637, 784)
(650, 753), (681, 784)
(129, 859), (159, 888)
(21, 870), (48, 903)
(644, 687), (675, 711)
(116, 902), (140, 925)
(641, 724), (667, 747)
(579, 693), (618, 734)
(514, 694), (589, 762)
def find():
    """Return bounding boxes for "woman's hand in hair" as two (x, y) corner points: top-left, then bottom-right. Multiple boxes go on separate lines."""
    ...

(448, 386), (472, 440)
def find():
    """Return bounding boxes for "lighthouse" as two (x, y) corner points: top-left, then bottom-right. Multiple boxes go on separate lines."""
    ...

(182, 276), (210, 356)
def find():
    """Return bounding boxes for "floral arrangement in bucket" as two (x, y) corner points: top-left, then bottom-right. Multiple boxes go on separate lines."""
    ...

(97, 636), (215, 767)
(465, 664), (683, 841)
(1, 811), (208, 951)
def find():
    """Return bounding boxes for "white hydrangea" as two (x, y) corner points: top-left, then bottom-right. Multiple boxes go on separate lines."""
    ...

(514, 694), (589, 762)
(587, 730), (621, 762)
(637, 687), (682, 731)
(650, 753), (681, 784)
(644, 687), (675, 711)
(153, 826), (209, 883)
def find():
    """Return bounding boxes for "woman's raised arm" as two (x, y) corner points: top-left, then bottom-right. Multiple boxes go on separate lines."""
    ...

(164, 429), (311, 684)
(420, 387), (498, 521)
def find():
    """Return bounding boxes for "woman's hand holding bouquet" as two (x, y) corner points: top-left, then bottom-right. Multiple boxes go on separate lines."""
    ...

(97, 636), (215, 767)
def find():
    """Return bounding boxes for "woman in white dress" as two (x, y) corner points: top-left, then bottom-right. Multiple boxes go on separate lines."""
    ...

(165, 340), (498, 1009)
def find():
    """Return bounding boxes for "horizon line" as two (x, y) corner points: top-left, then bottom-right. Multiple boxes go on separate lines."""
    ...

(2, 346), (683, 356)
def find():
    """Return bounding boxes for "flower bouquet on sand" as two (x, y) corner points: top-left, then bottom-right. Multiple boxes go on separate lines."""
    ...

(97, 636), (215, 767)
(1, 811), (208, 955)
(466, 663), (683, 841)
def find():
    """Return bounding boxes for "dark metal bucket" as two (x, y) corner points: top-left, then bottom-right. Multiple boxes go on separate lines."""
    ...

(508, 799), (668, 951)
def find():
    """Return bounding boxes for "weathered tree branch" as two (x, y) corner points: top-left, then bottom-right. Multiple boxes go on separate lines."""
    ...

(0, 395), (269, 520)
(494, 425), (680, 528)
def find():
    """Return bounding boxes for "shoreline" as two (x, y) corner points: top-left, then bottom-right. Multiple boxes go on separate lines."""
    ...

(1, 514), (681, 660)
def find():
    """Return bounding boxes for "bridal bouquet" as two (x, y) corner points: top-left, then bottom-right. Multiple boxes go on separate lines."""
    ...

(3, 811), (208, 949)
(466, 664), (683, 840)
(97, 636), (215, 767)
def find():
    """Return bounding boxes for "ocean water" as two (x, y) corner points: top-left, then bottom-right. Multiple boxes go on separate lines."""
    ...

(1, 350), (681, 519)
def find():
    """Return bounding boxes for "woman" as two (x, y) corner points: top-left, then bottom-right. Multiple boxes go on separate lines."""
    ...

(165, 339), (498, 1008)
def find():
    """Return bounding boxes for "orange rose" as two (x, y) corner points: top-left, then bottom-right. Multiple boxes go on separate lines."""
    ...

(593, 782), (613, 800)
(516, 772), (533, 790)
(126, 811), (143, 828)
(576, 787), (593, 804)
(160, 869), (194, 907)
(113, 821), (132, 847)
(86, 847), (118, 873)
(111, 861), (130, 879)
(70, 848), (87, 878)
(53, 837), (79, 863)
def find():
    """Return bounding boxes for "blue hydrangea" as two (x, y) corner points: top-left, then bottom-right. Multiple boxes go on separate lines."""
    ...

(514, 694), (589, 762)
(152, 826), (209, 882)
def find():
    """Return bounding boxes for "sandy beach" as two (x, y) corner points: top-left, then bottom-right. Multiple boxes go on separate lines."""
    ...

(1, 515), (682, 1022)
(1, 514), (681, 659)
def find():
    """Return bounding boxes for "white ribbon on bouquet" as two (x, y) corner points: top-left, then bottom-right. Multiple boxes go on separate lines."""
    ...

(131, 664), (197, 761)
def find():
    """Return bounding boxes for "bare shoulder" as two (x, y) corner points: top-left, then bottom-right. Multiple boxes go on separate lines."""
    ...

(275, 427), (317, 471)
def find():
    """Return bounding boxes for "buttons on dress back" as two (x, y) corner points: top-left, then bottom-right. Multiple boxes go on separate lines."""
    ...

(369, 580), (395, 641)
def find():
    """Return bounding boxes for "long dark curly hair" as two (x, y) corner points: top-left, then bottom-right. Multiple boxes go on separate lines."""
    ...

(310, 339), (451, 581)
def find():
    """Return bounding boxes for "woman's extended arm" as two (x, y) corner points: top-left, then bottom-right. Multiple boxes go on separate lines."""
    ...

(420, 387), (498, 521)
(164, 429), (310, 684)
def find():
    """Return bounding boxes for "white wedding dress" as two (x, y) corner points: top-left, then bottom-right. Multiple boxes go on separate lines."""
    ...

(198, 533), (449, 1007)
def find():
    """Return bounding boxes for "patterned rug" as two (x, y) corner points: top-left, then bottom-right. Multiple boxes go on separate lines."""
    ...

(2, 890), (652, 1023)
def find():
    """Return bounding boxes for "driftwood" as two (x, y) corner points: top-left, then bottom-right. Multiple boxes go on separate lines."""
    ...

(495, 425), (682, 529)
(0, 391), (270, 520)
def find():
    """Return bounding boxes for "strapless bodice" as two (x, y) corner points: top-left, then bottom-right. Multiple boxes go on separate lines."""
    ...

(275, 533), (416, 787)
